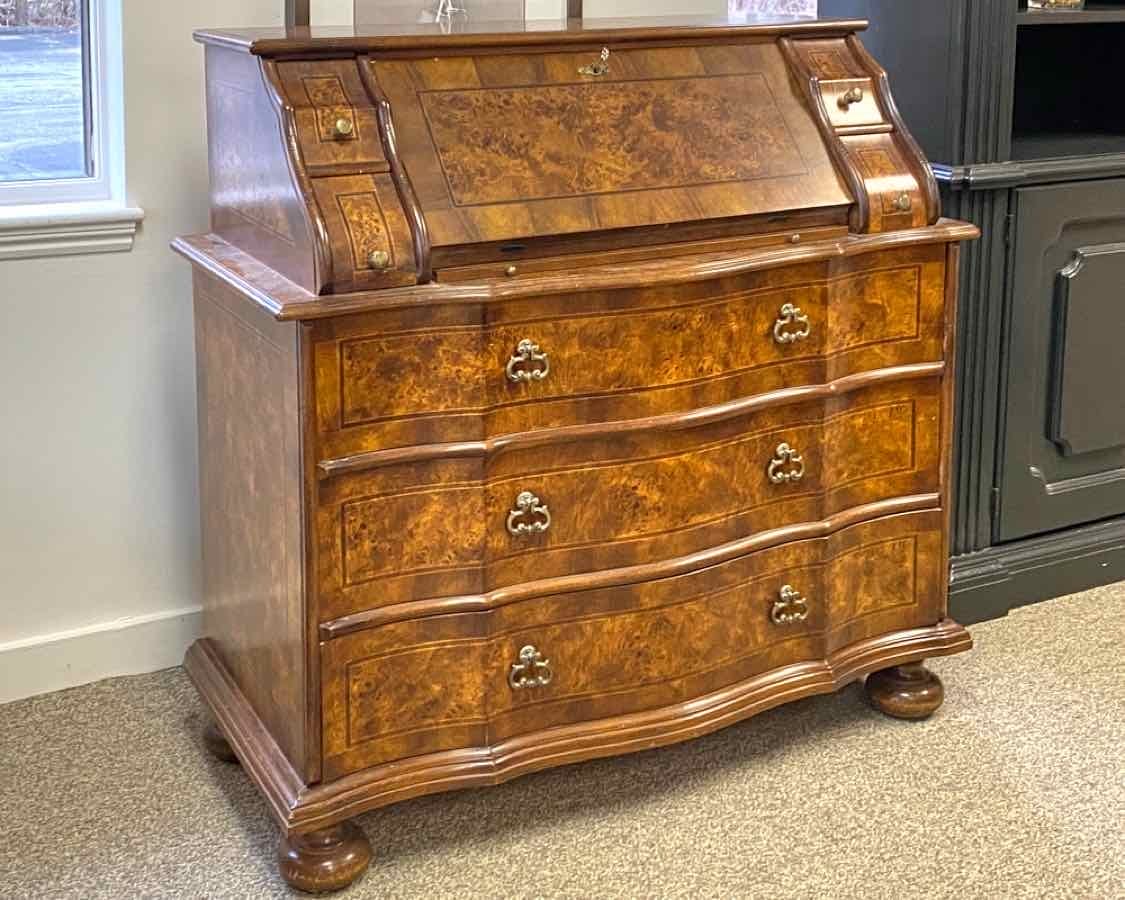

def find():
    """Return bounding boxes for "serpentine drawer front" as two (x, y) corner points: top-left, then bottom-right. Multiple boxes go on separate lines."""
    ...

(177, 18), (976, 891)
(315, 376), (942, 622)
(320, 509), (945, 778)
(311, 244), (948, 458)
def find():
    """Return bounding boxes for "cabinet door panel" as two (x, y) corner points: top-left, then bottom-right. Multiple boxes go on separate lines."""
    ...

(999, 180), (1125, 541)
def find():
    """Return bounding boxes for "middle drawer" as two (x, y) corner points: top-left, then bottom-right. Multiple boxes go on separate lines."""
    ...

(316, 375), (942, 623)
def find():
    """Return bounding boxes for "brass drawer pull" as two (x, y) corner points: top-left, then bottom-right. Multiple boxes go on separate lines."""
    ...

(773, 303), (811, 345)
(768, 443), (805, 484)
(509, 645), (553, 690)
(506, 339), (550, 383)
(506, 491), (551, 536)
(367, 249), (391, 270)
(578, 47), (610, 77)
(771, 585), (809, 625)
(893, 192), (913, 213)
(333, 116), (354, 138)
(838, 87), (864, 110)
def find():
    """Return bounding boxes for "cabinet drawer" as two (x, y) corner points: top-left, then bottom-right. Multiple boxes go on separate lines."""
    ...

(312, 244), (948, 458)
(316, 376), (942, 622)
(320, 508), (944, 778)
(820, 78), (885, 129)
(311, 174), (418, 292)
(275, 60), (386, 172)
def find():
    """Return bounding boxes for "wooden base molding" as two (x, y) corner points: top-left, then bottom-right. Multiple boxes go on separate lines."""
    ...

(185, 620), (971, 837)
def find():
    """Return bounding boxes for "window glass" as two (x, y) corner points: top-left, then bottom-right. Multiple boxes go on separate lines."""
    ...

(0, 0), (88, 184)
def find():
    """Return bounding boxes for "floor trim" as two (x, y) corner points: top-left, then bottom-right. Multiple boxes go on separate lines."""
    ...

(0, 606), (201, 704)
(949, 515), (1125, 623)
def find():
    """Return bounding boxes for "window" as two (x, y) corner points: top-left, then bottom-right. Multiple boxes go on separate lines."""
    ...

(0, 0), (139, 257)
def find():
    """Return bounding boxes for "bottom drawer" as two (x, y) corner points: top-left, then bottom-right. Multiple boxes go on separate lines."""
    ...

(321, 508), (944, 779)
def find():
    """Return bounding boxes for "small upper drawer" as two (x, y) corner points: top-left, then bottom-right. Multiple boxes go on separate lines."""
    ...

(319, 507), (944, 778)
(312, 244), (948, 459)
(819, 78), (885, 130)
(314, 376), (943, 622)
(311, 174), (417, 292)
(275, 60), (386, 171)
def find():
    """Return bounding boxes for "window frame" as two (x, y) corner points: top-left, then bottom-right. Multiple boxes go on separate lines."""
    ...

(0, 0), (126, 208)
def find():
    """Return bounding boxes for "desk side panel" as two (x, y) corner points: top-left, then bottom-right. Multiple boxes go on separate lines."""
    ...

(205, 45), (319, 293)
(193, 269), (312, 779)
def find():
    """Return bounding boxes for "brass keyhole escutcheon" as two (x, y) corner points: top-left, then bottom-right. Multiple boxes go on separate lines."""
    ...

(579, 47), (610, 77)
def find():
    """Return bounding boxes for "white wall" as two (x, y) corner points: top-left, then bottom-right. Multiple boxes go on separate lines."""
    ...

(0, 0), (282, 703)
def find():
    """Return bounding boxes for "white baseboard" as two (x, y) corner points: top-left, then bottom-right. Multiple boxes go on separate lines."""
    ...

(0, 606), (202, 705)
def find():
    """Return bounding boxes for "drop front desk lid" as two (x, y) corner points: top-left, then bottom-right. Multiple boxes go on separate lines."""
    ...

(194, 16), (940, 291)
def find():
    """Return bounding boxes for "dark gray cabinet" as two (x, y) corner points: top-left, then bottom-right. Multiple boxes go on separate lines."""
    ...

(1001, 180), (1125, 541)
(820, 0), (1125, 621)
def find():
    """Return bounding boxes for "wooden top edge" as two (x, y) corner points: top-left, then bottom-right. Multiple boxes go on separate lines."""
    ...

(172, 220), (978, 323)
(193, 16), (869, 55)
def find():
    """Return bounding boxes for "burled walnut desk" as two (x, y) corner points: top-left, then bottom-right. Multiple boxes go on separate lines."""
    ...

(173, 15), (977, 892)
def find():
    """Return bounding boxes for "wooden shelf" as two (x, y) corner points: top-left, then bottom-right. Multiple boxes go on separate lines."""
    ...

(1017, 4), (1125, 25)
(1012, 132), (1125, 160)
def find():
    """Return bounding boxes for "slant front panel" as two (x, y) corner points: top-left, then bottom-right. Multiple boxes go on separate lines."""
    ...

(369, 41), (852, 260)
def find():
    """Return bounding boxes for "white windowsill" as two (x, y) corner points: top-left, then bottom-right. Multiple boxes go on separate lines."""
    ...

(0, 200), (145, 261)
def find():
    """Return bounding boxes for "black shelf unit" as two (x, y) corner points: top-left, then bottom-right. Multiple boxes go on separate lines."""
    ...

(820, 0), (1125, 623)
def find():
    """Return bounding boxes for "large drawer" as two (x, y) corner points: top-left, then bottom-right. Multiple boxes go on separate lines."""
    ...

(315, 375), (942, 622)
(311, 244), (948, 459)
(320, 508), (945, 779)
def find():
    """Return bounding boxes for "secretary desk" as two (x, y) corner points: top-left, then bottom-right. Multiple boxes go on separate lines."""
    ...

(173, 15), (978, 892)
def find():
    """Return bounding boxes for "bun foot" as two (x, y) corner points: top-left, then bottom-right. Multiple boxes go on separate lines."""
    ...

(203, 721), (239, 764)
(278, 821), (372, 893)
(865, 662), (944, 720)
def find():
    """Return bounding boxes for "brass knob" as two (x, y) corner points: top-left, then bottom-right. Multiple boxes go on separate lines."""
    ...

(893, 192), (913, 213)
(771, 585), (809, 626)
(505, 265), (518, 277)
(333, 117), (354, 137)
(838, 87), (864, 109)
(367, 249), (390, 269)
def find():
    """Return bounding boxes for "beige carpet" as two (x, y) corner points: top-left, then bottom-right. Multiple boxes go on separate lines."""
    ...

(1, 590), (1123, 900)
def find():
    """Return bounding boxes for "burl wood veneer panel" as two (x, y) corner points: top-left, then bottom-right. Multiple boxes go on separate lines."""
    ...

(193, 271), (311, 778)
(316, 377), (942, 620)
(368, 42), (851, 257)
(321, 508), (943, 777)
(312, 244), (947, 458)
(204, 46), (317, 293)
